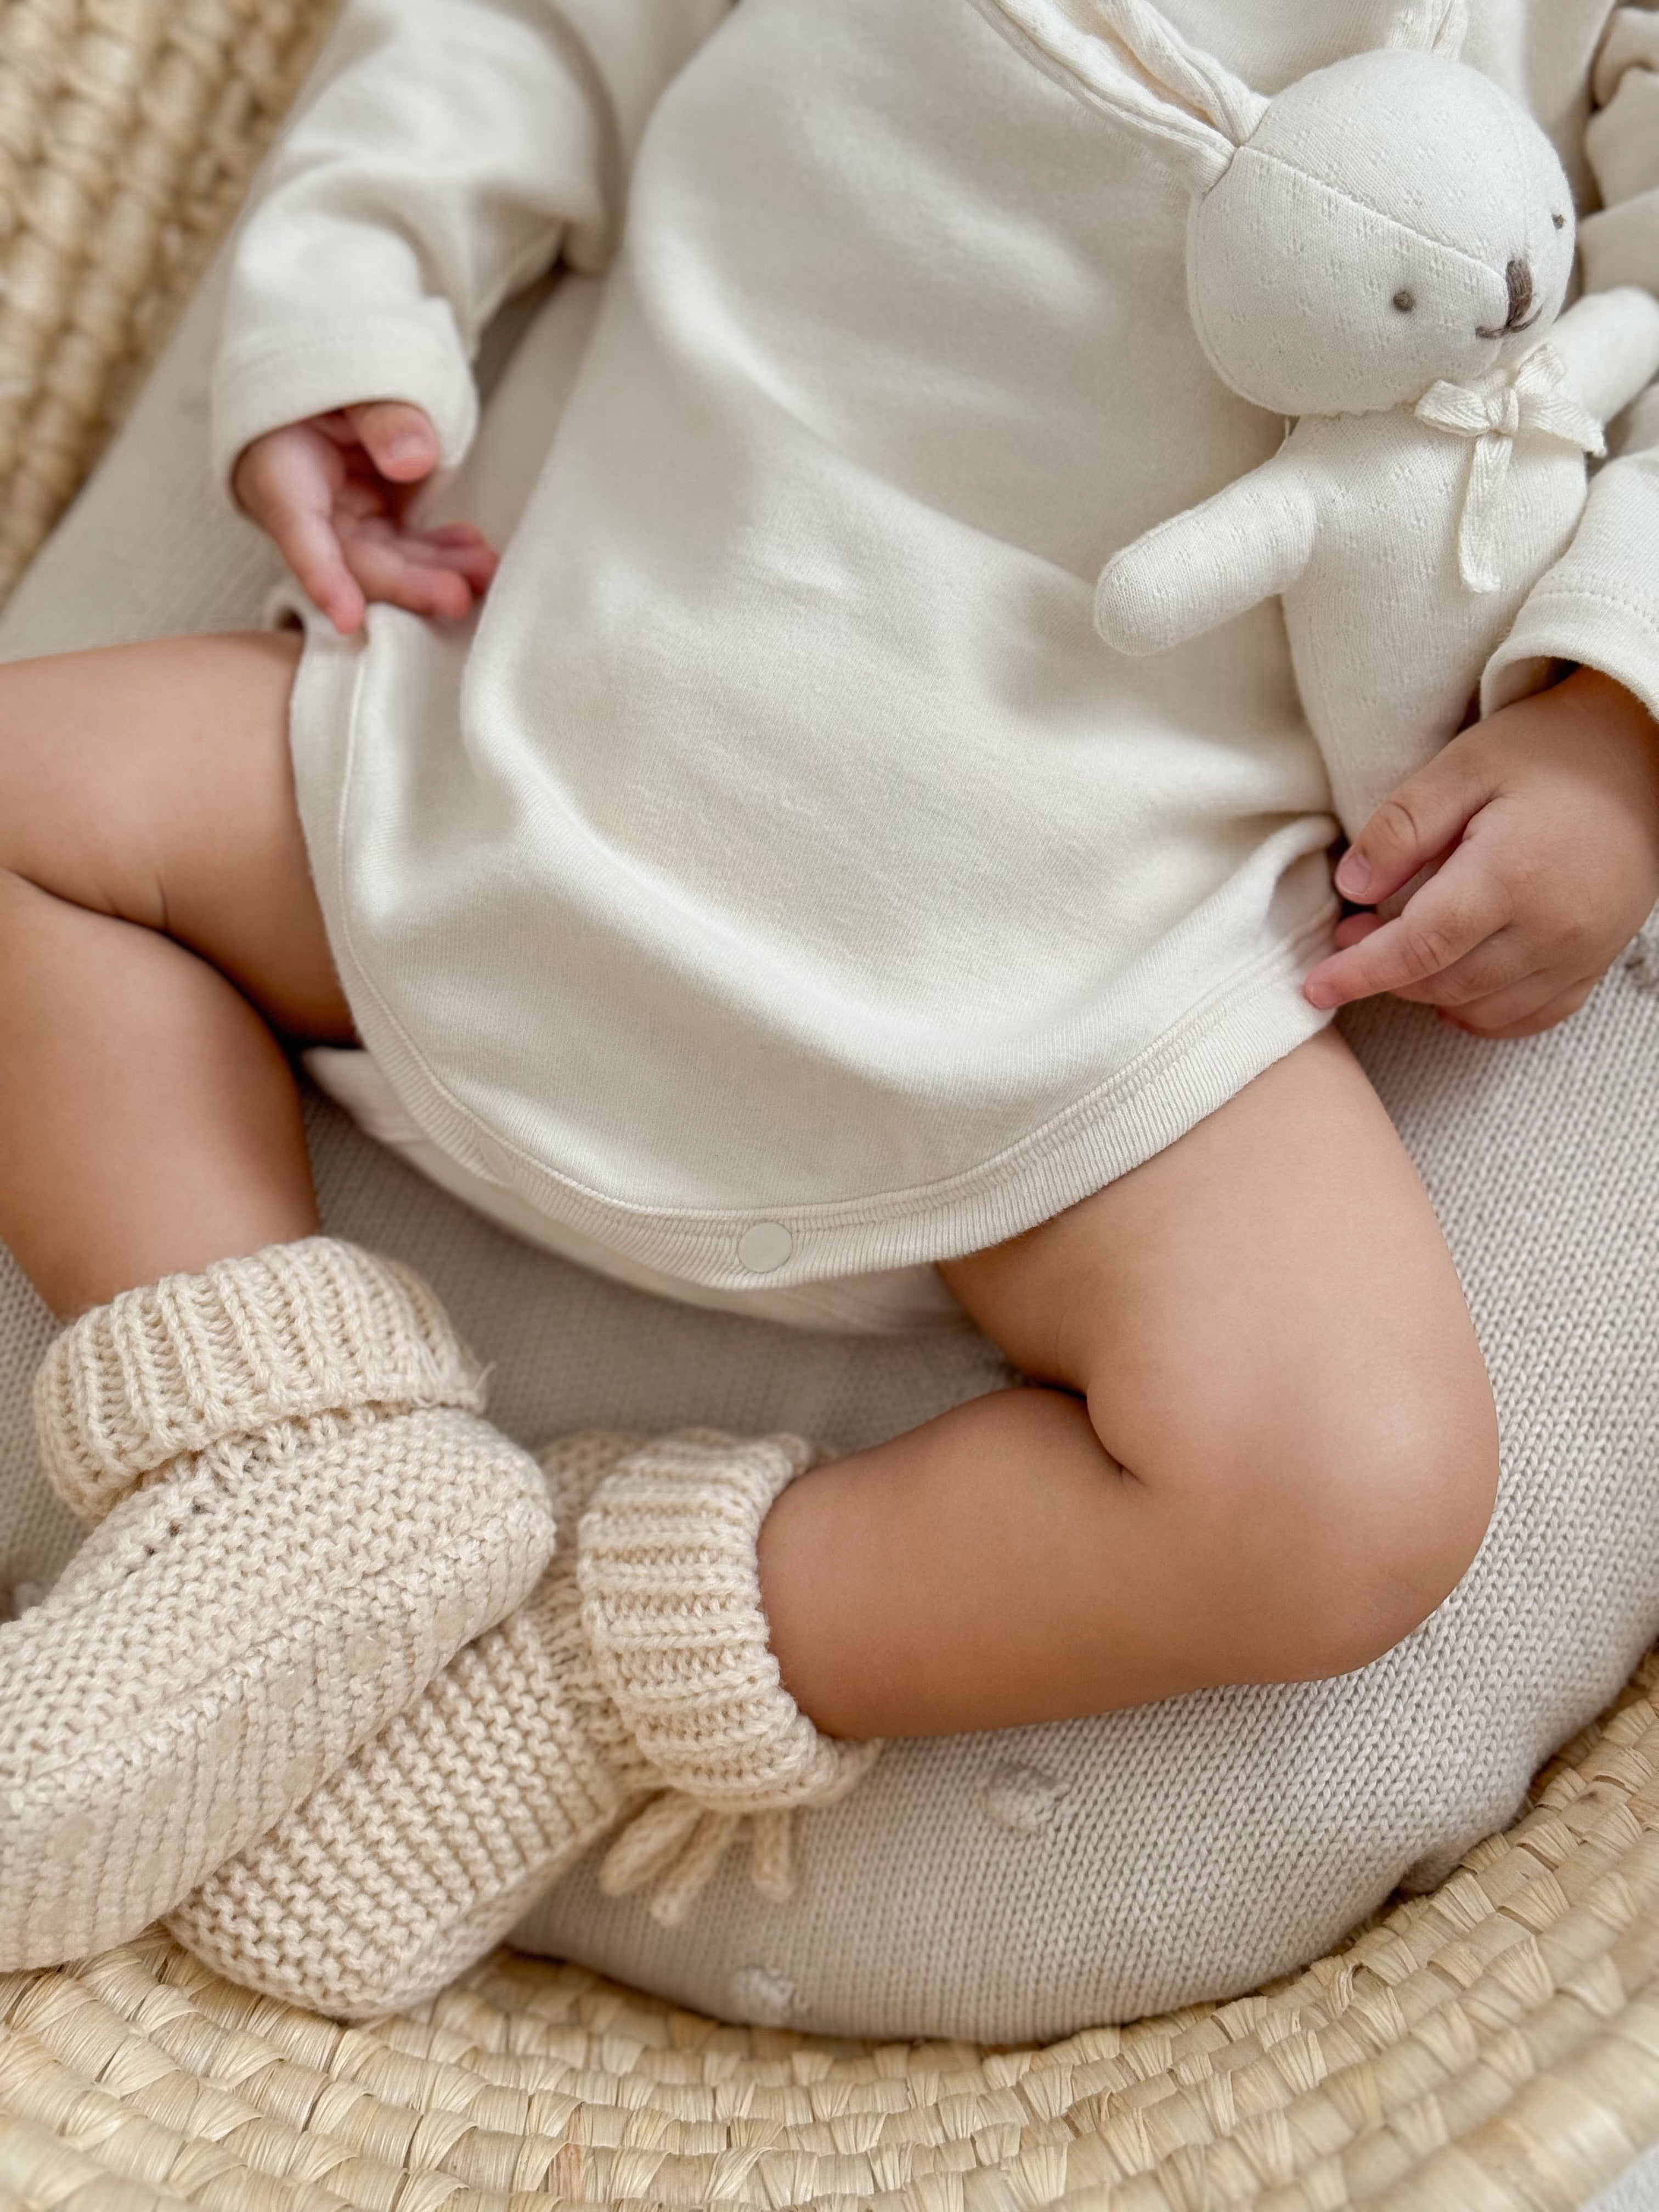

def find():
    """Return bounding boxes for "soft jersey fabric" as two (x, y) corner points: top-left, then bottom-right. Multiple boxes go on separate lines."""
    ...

(213, 0), (1659, 1303)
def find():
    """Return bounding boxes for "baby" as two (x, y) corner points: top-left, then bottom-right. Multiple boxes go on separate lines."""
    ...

(2, 0), (1657, 2017)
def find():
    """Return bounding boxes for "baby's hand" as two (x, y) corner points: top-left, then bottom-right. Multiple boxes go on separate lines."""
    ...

(233, 402), (499, 635)
(1303, 668), (1659, 1038)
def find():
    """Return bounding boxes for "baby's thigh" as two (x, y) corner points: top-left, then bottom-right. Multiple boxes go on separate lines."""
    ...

(0, 632), (348, 1039)
(942, 1029), (1500, 1672)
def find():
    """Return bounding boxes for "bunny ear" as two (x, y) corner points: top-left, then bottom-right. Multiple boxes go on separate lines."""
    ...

(1385, 0), (1470, 58)
(966, 0), (1249, 189)
(1086, 0), (1268, 144)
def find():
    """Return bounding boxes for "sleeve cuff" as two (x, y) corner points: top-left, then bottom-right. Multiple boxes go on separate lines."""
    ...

(1482, 582), (1659, 727)
(210, 313), (480, 501)
(1482, 452), (1659, 723)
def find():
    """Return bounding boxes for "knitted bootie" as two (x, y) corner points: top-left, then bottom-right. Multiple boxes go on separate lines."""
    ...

(168, 1430), (879, 2018)
(0, 1238), (556, 1969)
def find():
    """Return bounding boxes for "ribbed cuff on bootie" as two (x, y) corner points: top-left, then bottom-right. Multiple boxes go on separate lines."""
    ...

(168, 1430), (879, 2019)
(34, 1236), (484, 1527)
(580, 1429), (880, 1921)
(1, 1238), (555, 1972)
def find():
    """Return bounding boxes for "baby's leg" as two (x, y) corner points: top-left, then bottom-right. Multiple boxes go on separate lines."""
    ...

(0, 633), (345, 1316)
(0, 637), (554, 1967)
(760, 1029), (1499, 1739)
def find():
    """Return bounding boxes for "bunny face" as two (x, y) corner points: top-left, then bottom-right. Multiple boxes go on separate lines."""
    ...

(1187, 49), (1576, 417)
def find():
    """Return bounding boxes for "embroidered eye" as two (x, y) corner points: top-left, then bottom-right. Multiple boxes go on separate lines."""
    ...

(1552, 212), (1566, 230)
(1393, 288), (1417, 313)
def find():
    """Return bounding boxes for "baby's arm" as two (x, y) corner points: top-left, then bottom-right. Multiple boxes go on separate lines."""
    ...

(1304, 670), (1659, 1037)
(217, 0), (732, 623)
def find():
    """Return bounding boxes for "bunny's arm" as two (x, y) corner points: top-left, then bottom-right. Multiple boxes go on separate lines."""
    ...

(1545, 288), (1659, 425)
(1094, 455), (1319, 656)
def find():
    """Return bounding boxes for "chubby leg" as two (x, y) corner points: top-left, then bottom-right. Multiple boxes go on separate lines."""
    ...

(167, 1030), (1502, 2021)
(0, 631), (348, 1316)
(760, 1028), (1499, 1739)
(0, 637), (554, 1968)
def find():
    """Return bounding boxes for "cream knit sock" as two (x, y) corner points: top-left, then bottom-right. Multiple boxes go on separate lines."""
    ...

(0, 1238), (555, 1970)
(168, 1430), (879, 2018)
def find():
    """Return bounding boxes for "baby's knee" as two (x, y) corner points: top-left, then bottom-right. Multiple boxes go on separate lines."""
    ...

(1152, 1381), (1500, 1683)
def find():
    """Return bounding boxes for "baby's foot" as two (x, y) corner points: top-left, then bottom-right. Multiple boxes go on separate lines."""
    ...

(0, 1239), (555, 1968)
(170, 1429), (879, 2018)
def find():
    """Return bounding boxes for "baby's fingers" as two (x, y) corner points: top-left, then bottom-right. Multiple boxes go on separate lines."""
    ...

(339, 529), (481, 622)
(234, 430), (366, 632)
(345, 400), (441, 484)
(1305, 850), (1509, 1010)
(259, 487), (365, 634)
(417, 523), (500, 592)
(1335, 743), (1489, 908)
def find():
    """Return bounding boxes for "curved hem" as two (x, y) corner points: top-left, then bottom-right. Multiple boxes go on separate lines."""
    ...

(289, 608), (1339, 1296)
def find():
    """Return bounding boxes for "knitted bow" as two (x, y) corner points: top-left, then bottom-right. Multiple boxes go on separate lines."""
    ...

(599, 1797), (799, 1927)
(596, 1724), (882, 1928)
(1415, 345), (1605, 594)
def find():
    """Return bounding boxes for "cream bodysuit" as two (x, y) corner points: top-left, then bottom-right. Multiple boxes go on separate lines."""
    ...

(213, 0), (1659, 1328)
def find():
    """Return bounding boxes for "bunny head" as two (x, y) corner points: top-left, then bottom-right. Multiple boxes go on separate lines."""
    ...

(975, 0), (1577, 416)
(1189, 49), (1576, 415)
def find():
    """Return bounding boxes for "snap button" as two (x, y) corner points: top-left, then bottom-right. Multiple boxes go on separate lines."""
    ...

(737, 1222), (793, 1274)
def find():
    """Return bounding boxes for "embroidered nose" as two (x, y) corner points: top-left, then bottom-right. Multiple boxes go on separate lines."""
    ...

(1477, 258), (1535, 339)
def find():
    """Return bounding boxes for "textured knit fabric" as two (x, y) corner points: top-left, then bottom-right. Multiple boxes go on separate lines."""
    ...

(167, 1430), (875, 2018)
(195, 0), (1659, 1306)
(581, 1431), (881, 1816)
(5, 58), (1659, 2046)
(0, 1239), (555, 1971)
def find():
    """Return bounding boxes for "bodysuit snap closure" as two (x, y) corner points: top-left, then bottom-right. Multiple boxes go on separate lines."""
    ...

(737, 1222), (793, 1274)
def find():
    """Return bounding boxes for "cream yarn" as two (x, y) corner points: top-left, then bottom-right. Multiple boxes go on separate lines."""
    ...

(169, 1430), (879, 2019)
(582, 1429), (882, 1922)
(0, 1238), (555, 1971)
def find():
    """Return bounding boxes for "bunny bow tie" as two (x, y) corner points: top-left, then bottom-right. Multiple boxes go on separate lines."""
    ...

(1415, 347), (1605, 594)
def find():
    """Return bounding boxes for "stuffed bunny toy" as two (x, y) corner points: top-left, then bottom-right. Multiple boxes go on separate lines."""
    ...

(975, 0), (1659, 834)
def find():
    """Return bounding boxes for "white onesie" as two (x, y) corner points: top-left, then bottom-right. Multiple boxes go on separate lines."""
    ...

(214, 0), (1659, 1328)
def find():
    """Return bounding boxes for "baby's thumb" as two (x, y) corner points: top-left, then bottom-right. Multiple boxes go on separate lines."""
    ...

(1335, 751), (1485, 907)
(348, 400), (439, 483)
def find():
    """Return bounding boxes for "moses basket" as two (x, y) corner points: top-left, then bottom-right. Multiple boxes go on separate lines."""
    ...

(5, 3), (1659, 2207)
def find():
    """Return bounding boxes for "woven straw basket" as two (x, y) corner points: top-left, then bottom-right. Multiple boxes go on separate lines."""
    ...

(4, 4), (1659, 2206)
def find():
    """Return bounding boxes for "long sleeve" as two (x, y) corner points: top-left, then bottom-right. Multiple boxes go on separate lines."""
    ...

(210, 0), (731, 488)
(1483, 5), (1659, 719)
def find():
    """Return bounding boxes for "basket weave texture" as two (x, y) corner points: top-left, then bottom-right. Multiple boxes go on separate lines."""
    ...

(4, 2), (1659, 2205)
(3, 1664), (1659, 2210)
(0, 0), (332, 597)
